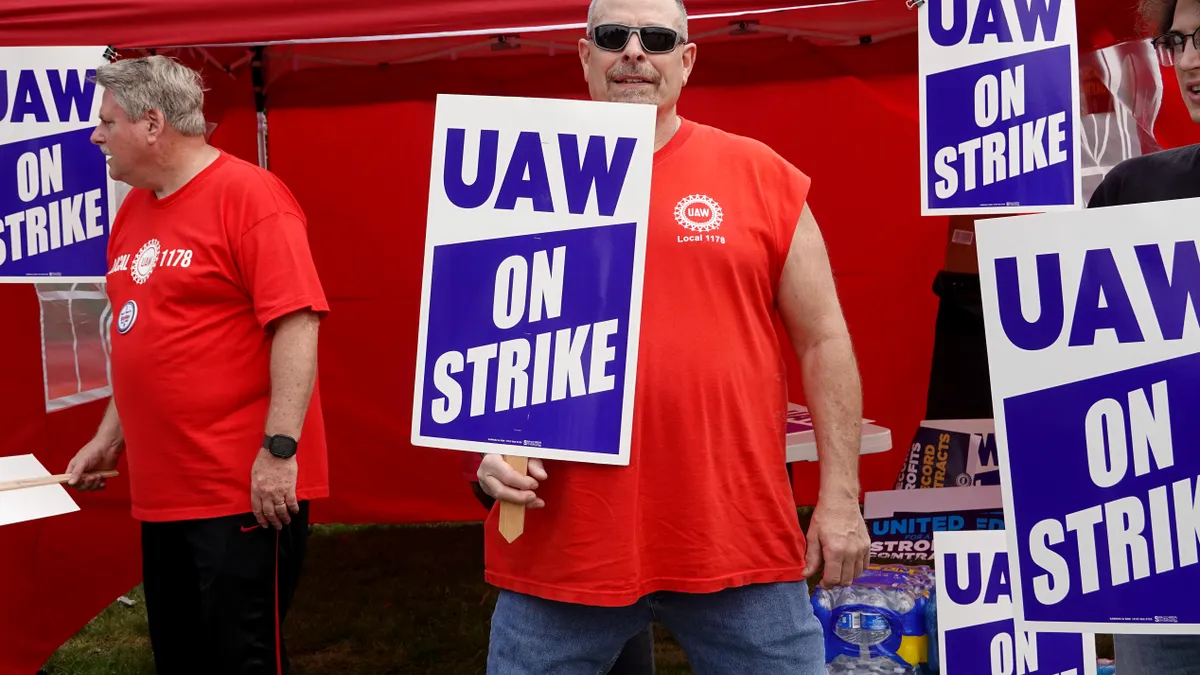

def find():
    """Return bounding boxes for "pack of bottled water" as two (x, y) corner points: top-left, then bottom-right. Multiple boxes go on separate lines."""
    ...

(812, 565), (935, 675)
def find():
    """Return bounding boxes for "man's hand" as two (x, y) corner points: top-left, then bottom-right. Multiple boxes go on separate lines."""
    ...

(251, 448), (299, 529)
(65, 438), (122, 491)
(477, 454), (547, 509)
(803, 497), (872, 588)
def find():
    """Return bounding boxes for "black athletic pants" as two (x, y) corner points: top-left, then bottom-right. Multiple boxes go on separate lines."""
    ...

(141, 501), (311, 675)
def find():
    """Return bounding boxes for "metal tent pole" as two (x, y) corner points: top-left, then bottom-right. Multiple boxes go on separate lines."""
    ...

(251, 46), (269, 170)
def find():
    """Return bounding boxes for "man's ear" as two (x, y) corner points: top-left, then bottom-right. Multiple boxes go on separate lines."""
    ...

(681, 43), (697, 87)
(578, 38), (592, 81)
(144, 109), (167, 142)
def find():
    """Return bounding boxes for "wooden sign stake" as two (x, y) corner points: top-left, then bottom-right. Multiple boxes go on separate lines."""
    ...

(0, 470), (120, 493)
(498, 456), (527, 542)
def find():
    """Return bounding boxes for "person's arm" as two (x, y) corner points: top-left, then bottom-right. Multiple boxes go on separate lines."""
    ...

(235, 207), (329, 529)
(251, 309), (320, 529)
(776, 201), (871, 587)
(66, 397), (125, 490)
(265, 310), (320, 440)
(94, 397), (126, 452)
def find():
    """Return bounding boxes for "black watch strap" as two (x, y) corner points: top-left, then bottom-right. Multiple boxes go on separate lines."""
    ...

(263, 434), (298, 459)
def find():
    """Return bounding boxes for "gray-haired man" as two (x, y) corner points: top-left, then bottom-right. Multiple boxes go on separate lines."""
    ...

(67, 55), (330, 675)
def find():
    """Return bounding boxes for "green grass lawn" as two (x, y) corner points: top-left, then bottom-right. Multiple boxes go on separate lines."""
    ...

(40, 522), (696, 675)
(39, 518), (1114, 674)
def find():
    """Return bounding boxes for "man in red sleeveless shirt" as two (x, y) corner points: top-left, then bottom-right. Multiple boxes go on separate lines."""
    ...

(476, 0), (871, 672)
(65, 56), (329, 675)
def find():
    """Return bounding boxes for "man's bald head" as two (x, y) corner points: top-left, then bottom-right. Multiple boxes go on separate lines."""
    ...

(588, 0), (689, 42)
(577, 0), (697, 115)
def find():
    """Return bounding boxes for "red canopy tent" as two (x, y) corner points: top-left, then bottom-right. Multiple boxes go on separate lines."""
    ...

(0, 0), (1192, 672)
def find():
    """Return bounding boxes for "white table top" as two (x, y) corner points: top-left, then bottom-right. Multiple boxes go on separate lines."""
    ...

(785, 403), (893, 463)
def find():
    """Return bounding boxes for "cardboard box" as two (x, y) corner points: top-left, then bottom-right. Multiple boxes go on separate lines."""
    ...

(864, 485), (1005, 563)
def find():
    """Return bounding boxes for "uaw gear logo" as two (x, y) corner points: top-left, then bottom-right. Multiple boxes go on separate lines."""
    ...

(117, 300), (138, 335)
(132, 238), (160, 285)
(674, 194), (723, 233)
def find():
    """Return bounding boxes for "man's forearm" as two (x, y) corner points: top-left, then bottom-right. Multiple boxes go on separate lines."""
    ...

(95, 398), (125, 451)
(265, 311), (320, 441)
(801, 334), (863, 504)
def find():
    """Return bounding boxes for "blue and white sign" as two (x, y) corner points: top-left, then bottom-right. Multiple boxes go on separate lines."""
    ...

(935, 531), (1097, 674)
(1, 47), (116, 283)
(978, 199), (1200, 634)
(919, 0), (1082, 215)
(410, 94), (654, 465)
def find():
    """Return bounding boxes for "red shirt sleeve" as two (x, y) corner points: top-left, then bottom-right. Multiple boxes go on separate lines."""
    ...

(236, 211), (330, 328)
(767, 155), (812, 287)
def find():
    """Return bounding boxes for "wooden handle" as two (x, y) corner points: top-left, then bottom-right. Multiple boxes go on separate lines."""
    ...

(0, 470), (119, 493)
(498, 456), (527, 543)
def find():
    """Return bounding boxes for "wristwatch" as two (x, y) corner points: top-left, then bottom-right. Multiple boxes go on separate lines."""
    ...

(263, 434), (298, 459)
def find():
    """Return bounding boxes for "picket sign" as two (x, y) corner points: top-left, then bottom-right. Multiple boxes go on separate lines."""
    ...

(918, 0), (1082, 215)
(410, 94), (656, 541)
(935, 530), (1097, 675)
(0, 46), (118, 283)
(978, 197), (1200, 634)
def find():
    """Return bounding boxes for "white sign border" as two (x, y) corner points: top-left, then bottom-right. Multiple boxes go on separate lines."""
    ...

(409, 93), (654, 466)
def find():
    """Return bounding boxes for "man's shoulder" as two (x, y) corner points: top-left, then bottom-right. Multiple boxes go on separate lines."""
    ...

(686, 121), (806, 184)
(1091, 144), (1200, 207)
(690, 121), (789, 161)
(1109, 144), (1200, 178)
(210, 152), (304, 217)
(213, 152), (288, 192)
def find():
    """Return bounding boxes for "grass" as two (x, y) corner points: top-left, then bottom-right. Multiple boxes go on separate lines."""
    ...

(39, 585), (156, 674)
(40, 522), (696, 675)
(39, 517), (1114, 674)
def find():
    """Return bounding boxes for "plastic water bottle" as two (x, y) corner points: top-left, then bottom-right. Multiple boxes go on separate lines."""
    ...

(812, 565), (932, 674)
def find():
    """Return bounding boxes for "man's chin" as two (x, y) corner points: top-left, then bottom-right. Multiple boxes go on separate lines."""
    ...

(609, 92), (658, 105)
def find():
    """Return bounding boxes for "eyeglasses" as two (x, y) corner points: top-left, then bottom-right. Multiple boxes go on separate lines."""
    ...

(590, 24), (684, 54)
(1152, 28), (1200, 67)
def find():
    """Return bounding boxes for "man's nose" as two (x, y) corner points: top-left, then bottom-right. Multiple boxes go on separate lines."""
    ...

(89, 125), (103, 146)
(622, 32), (648, 60)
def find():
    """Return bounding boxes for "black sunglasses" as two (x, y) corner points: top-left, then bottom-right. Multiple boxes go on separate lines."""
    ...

(590, 24), (684, 54)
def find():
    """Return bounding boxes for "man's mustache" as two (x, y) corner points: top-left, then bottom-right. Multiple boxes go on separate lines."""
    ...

(607, 68), (659, 83)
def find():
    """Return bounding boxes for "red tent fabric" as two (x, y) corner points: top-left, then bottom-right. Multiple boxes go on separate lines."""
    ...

(0, 0), (1149, 50)
(0, 0), (899, 47)
(1, 1), (1196, 672)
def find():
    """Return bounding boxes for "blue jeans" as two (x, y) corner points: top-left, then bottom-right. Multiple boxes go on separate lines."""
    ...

(1114, 635), (1200, 674)
(487, 582), (826, 675)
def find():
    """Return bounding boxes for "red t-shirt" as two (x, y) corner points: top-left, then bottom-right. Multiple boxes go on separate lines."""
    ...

(105, 150), (330, 522)
(483, 119), (812, 606)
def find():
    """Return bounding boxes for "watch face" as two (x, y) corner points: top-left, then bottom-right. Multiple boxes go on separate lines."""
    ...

(269, 435), (297, 457)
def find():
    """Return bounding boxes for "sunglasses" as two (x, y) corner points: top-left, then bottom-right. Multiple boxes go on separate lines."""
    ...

(590, 24), (684, 54)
